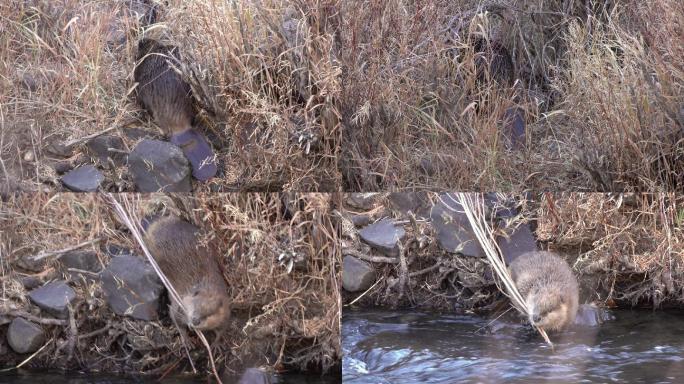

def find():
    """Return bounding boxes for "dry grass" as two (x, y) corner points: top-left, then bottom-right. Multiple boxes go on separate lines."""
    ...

(0, 192), (341, 375)
(341, 192), (684, 311)
(0, 0), (341, 193)
(339, 0), (683, 191)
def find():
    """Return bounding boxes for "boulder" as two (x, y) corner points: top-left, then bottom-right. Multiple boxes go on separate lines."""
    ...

(28, 280), (77, 319)
(61, 165), (104, 192)
(100, 255), (163, 321)
(128, 139), (191, 192)
(430, 196), (484, 257)
(342, 256), (376, 292)
(359, 219), (405, 256)
(7, 318), (45, 354)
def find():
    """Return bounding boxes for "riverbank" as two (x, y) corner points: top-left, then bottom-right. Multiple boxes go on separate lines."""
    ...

(0, 193), (341, 376)
(341, 193), (684, 312)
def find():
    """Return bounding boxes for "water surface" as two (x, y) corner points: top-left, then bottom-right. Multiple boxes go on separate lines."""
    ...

(343, 309), (684, 384)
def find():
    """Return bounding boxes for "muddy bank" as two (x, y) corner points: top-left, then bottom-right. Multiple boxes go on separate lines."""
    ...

(0, 193), (341, 376)
(340, 193), (684, 312)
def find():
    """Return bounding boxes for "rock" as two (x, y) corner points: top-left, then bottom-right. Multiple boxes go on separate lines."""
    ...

(45, 142), (74, 158)
(20, 276), (42, 290)
(359, 219), (405, 256)
(61, 165), (104, 192)
(346, 193), (378, 210)
(342, 256), (376, 292)
(497, 223), (537, 264)
(387, 192), (430, 218)
(7, 318), (46, 354)
(86, 135), (126, 169)
(51, 160), (73, 174)
(430, 196), (484, 257)
(59, 251), (102, 280)
(128, 139), (191, 192)
(574, 304), (614, 327)
(100, 255), (163, 321)
(351, 214), (371, 227)
(28, 280), (77, 319)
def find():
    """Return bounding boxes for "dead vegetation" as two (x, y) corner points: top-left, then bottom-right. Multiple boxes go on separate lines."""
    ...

(0, 0), (341, 193)
(339, 0), (684, 191)
(0, 193), (341, 375)
(341, 193), (684, 311)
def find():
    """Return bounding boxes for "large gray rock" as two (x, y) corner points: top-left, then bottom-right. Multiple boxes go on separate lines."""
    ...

(86, 135), (126, 169)
(61, 165), (104, 192)
(28, 280), (77, 319)
(359, 219), (405, 256)
(497, 223), (537, 264)
(430, 196), (484, 257)
(100, 255), (163, 321)
(7, 318), (46, 354)
(342, 256), (376, 292)
(128, 139), (191, 192)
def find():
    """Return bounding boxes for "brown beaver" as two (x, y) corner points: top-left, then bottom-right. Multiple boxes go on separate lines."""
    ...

(509, 251), (579, 332)
(143, 216), (230, 331)
(134, 39), (217, 181)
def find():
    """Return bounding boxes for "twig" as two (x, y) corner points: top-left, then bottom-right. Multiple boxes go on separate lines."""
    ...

(62, 126), (119, 147)
(66, 303), (77, 362)
(409, 262), (441, 277)
(31, 238), (102, 261)
(346, 276), (384, 307)
(342, 249), (398, 264)
(3, 310), (67, 326)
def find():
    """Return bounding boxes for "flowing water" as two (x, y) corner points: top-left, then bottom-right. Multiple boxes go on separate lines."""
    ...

(0, 370), (339, 383)
(343, 308), (684, 384)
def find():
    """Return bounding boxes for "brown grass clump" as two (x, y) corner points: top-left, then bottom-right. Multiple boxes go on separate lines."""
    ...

(341, 192), (684, 311)
(0, 193), (341, 375)
(537, 193), (684, 308)
(0, 0), (341, 193)
(339, 0), (683, 191)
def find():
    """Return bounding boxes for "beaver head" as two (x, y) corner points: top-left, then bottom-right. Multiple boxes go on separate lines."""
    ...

(525, 284), (576, 332)
(181, 281), (231, 331)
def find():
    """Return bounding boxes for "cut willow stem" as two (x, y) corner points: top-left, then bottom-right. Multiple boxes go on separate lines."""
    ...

(103, 193), (224, 383)
(441, 193), (553, 347)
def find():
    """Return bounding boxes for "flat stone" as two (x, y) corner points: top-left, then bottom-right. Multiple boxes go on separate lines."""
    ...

(359, 219), (405, 256)
(7, 318), (46, 354)
(574, 304), (614, 327)
(100, 255), (163, 321)
(342, 256), (376, 292)
(483, 193), (519, 221)
(86, 135), (126, 169)
(128, 139), (191, 192)
(497, 223), (537, 265)
(430, 195), (484, 257)
(28, 280), (77, 319)
(61, 165), (104, 192)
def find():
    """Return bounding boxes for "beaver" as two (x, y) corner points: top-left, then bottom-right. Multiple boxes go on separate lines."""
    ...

(509, 251), (579, 332)
(143, 216), (230, 331)
(134, 38), (217, 181)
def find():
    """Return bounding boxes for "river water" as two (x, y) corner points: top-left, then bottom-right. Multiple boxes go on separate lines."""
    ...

(0, 370), (340, 383)
(343, 308), (684, 384)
